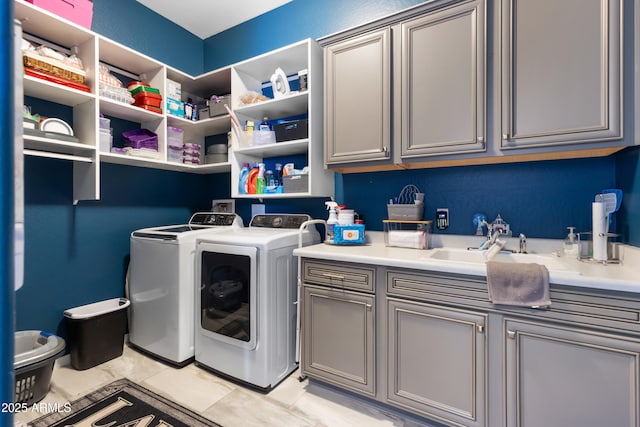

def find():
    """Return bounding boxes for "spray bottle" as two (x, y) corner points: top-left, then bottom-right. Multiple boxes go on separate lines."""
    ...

(325, 201), (338, 244)
(256, 163), (266, 194)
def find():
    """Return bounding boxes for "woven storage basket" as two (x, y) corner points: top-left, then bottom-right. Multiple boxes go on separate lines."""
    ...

(23, 51), (86, 84)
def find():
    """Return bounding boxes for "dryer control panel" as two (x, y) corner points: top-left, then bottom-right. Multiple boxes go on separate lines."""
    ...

(190, 212), (240, 226)
(250, 214), (310, 229)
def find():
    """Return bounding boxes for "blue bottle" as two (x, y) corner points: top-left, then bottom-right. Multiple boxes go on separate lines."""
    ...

(239, 163), (250, 194)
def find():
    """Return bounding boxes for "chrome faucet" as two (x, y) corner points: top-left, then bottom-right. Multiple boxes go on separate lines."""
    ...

(519, 233), (527, 253)
(478, 220), (502, 250)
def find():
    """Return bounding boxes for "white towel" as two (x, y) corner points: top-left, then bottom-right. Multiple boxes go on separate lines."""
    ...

(486, 261), (551, 308)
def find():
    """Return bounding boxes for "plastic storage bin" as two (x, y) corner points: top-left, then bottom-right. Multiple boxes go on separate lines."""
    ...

(64, 298), (130, 370)
(99, 129), (112, 152)
(14, 331), (65, 405)
(26, 0), (93, 29)
(283, 174), (309, 193)
(387, 203), (424, 220)
(251, 130), (276, 146)
(122, 129), (158, 150)
(167, 126), (184, 143)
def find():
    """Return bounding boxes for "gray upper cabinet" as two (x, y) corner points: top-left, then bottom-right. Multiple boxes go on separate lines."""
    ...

(501, 0), (622, 149)
(400, 0), (486, 158)
(504, 319), (640, 427)
(324, 29), (391, 165)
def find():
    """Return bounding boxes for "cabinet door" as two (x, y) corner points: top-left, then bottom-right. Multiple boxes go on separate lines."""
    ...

(401, 0), (486, 158)
(501, 0), (622, 148)
(387, 298), (486, 427)
(505, 319), (640, 427)
(325, 28), (391, 165)
(301, 285), (375, 396)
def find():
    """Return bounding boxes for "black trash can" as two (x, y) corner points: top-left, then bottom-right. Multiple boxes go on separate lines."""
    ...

(14, 331), (66, 404)
(64, 298), (129, 370)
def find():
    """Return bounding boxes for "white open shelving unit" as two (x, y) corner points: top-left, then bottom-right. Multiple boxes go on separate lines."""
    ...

(15, 0), (335, 203)
(229, 39), (334, 198)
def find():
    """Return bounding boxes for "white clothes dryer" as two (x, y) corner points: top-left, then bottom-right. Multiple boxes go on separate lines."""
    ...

(195, 214), (320, 390)
(129, 212), (243, 366)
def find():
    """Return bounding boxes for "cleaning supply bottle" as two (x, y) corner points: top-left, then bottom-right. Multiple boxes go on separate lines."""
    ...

(562, 226), (579, 257)
(259, 117), (271, 131)
(256, 163), (266, 194)
(325, 201), (338, 244)
(274, 163), (283, 188)
(238, 163), (250, 194)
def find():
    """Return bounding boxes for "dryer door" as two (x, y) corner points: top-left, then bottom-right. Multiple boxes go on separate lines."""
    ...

(196, 242), (257, 350)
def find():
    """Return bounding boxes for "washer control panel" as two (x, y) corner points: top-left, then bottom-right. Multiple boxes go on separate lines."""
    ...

(250, 214), (310, 229)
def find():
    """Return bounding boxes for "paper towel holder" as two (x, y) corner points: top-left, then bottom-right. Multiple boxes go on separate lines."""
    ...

(383, 220), (432, 250)
(576, 231), (621, 264)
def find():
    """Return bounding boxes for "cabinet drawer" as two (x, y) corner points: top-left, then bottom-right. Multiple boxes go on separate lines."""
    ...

(387, 268), (640, 336)
(386, 269), (487, 307)
(302, 259), (375, 292)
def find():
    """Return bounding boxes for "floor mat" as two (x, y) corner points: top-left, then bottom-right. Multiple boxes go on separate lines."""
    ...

(29, 378), (221, 427)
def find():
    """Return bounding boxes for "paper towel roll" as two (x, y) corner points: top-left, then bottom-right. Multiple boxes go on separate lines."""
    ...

(592, 201), (608, 261)
(387, 230), (426, 249)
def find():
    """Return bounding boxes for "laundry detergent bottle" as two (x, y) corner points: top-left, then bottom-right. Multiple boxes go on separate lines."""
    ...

(325, 201), (338, 244)
(238, 163), (250, 194)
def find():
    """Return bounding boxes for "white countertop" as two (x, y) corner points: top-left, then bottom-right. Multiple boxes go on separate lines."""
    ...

(293, 232), (640, 294)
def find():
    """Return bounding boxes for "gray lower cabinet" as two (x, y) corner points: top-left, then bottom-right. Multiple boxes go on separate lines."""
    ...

(324, 28), (391, 165)
(301, 285), (376, 396)
(504, 318), (640, 427)
(400, 0), (486, 158)
(300, 259), (377, 396)
(500, 0), (622, 149)
(387, 297), (487, 427)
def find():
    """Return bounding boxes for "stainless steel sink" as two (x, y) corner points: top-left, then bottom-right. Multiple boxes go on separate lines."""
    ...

(426, 248), (573, 272)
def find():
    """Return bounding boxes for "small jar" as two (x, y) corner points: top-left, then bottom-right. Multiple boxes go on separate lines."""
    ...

(338, 209), (355, 225)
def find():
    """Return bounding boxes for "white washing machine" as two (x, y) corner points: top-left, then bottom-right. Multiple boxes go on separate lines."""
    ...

(129, 212), (243, 366)
(195, 214), (320, 391)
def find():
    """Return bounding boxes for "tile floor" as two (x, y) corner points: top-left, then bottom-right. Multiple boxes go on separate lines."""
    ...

(15, 345), (436, 427)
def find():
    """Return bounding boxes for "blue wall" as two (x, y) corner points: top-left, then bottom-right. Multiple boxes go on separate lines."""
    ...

(1, 1), (16, 422)
(11, 0), (640, 348)
(203, 0), (427, 70)
(616, 146), (640, 244)
(341, 157), (617, 237)
(92, 0), (204, 76)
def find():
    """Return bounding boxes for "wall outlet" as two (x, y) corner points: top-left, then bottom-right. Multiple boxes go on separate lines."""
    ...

(436, 208), (449, 230)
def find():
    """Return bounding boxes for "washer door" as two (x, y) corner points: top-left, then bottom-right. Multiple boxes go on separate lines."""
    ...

(196, 242), (257, 350)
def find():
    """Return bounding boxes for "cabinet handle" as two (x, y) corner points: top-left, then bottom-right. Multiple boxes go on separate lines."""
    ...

(476, 324), (484, 333)
(478, 136), (484, 143)
(322, 272), (345, 281)
(503, 133), (509, 140)
(507, 330), (516, 340)
(365, 303), (373, 311)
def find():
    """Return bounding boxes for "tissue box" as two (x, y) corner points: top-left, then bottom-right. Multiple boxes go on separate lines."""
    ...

(334, 224), (366, 245)
(383, 220), (432, 249)
(166, 98), (185, 118)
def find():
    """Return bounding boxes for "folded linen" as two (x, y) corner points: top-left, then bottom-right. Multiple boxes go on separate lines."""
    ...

(486, 261), (551, 307)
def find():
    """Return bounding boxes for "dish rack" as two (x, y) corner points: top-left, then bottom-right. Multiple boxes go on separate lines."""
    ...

(387, 185), (425, 220)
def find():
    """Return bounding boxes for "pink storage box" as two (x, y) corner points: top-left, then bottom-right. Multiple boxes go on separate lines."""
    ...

(27, 0), (93, 29)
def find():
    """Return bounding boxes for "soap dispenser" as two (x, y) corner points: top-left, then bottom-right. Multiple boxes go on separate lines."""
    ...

(562, 226), (579, 257)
